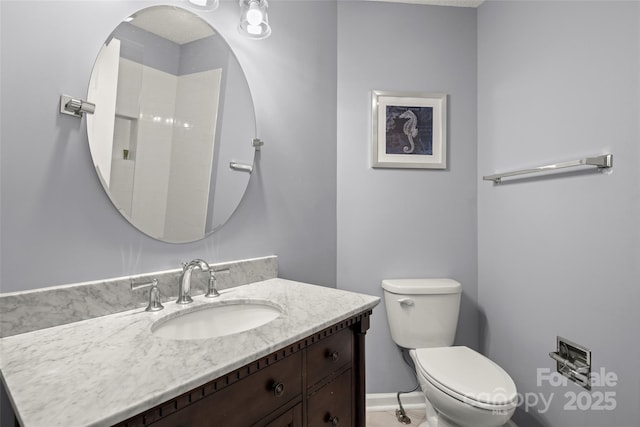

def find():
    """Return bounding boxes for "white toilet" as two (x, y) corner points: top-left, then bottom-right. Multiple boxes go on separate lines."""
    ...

(382, 278), (518, 427)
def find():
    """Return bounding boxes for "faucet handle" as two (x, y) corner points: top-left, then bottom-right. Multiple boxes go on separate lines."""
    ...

(131, 277), (158, 291)
(146, 281), (164, 312)
(131, 278), (164, 312)
(204, 271), (220, 298)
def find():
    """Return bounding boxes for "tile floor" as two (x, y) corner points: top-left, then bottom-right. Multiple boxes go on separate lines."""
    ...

(367, 409), (426, 427)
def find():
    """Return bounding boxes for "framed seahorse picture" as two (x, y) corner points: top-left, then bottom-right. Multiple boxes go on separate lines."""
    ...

(371, 91), (447, 169)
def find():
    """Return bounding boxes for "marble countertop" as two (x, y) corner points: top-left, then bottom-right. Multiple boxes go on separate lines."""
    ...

(0, 279), (380, 427)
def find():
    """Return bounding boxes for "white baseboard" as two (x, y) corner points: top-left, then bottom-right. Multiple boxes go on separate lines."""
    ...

(366, 392), (426, 412)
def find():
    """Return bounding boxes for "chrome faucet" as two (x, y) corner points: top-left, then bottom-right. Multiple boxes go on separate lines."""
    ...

(177, 259), (210, 304)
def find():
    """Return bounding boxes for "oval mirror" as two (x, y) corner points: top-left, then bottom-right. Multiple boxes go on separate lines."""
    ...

(87, 6), (256, 243)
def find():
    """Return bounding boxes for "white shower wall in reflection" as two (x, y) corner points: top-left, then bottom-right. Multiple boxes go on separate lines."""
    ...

(107, 54), (221, 242)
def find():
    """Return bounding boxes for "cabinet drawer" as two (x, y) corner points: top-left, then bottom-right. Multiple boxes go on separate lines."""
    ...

(307, 328), (353, 387)
(307, 369), (352, 427)
(259, 402), (302, 427)
(149, 352), (302, 427)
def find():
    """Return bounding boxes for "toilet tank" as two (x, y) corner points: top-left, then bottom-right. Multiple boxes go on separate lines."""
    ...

(382, 278), (461, 349)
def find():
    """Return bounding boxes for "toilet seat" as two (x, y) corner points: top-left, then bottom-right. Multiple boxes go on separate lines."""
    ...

(413, 346), (518, 412)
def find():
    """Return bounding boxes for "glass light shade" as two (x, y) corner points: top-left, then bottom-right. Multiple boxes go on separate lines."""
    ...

(239, 0), (271, 40)
(246, 3), (263, 25)
(187, 0), (219, 12)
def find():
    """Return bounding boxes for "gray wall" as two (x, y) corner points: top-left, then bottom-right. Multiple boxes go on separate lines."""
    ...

(0, 0), (337, 293)
(336, 1), (478, 393)
(114, 22), (181, 75)
(2, 1), (639, 426)
(477, 1), (639, 426)
(1, 1), (337, 424)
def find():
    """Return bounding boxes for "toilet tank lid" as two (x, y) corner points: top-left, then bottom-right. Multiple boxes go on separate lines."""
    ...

(381, 278), (461, 295)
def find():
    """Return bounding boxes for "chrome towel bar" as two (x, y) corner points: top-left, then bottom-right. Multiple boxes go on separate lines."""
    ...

(483, 154), (613, 183)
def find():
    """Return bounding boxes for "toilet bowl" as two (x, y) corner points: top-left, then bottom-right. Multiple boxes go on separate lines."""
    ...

(411, 346), (517, 427)
(381, 278), (518, 427)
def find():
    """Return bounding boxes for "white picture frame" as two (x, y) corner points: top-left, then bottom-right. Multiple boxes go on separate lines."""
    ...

(371, 90), (447, 169)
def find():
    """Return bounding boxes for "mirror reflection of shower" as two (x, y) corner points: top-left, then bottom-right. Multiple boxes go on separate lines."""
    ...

(87, 6), (256, 243)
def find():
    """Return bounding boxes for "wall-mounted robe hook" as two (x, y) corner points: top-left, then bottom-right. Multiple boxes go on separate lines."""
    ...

(60, 94), (95, 118)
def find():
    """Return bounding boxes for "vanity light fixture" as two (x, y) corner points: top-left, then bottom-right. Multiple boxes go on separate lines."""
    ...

(186, 0), (219, 12)
(238, 0), (271, 40)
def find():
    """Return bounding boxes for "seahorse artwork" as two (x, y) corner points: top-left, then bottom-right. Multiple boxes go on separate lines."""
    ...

(399, 109), (419, 154)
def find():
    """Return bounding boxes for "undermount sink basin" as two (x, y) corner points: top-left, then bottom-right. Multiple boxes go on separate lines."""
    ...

(151, 300), (282, 340)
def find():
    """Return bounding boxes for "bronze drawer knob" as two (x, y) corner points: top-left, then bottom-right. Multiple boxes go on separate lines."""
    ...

(272, 382), (285, 397)
(328, 351), (340, 362)
(327, 415), (339, 426)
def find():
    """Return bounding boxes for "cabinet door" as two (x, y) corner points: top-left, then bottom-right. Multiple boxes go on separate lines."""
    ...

(307, 369), (352, 427)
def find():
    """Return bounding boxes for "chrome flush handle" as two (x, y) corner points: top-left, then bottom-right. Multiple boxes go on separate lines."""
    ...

(398, 298), (414, 307)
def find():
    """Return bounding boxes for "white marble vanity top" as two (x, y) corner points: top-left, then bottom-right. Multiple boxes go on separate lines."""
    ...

(0, 278), (380, 427)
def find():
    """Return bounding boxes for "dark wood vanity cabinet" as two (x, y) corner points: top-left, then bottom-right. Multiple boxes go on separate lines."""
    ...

(115, 310), (371, 427)
(306, 328), (354, 427)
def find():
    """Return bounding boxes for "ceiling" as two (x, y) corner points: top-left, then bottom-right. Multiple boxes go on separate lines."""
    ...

(129, 6), (215, 45)
(374, 0), (485, 7)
